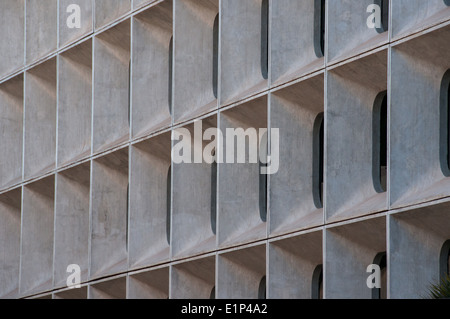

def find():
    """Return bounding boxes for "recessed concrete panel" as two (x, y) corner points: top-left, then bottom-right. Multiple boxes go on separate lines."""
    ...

(129, 133), (171, 270)
(217, 244), (266, 299)
(325, 216), (386, 299)
(0, 0), (24, 77)
(326, 50), (388, 222)
(94, 0), (131, 30)
(390, 25), (450, 209)
(128, 267), (169, 299)
(173, 0), (219, 124)
(218, 97), (268, 248)
(58, 40), (92, 166)
(131, 1), (172, 138)
(90, 148), (129, 279)
(392, 0), (450, 40)
(26, 0), (57, 64)
(172, 117), (217, 259)
(24, 58), (57, 180)
(89, 277), (127, 299)
(327, 0), (389, 64)
(59, 0), (93, 48)
(0, 75), (23, 189)
(20, 176), (55, 297)
(220, 0), (269, 106)
(270, 0), (325, 86)
(93, 20), (130, 153)
(171, 257), (215, 299)
(268, 231), (322, 299)
(53, 163), (90, 289)
(270, 74), (324, 235)
(133, 0), (157, 10)
(53, 286), (88, 299)
(0, 189), (22, 299)
(390, 203), (450, 299)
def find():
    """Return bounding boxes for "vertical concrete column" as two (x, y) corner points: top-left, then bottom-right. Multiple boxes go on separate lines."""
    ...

(0, 0), (24, 77)
(0, 189), (22, 299)
(128, 267), (169, 299)
(0, 75), (24, 189)
(325, 217), (386, 299)
(129, 132), (171, 270)
(173, 0), (219, 123)
(218, 97), (268, 248)
(26, 0), (57, 64)
(93, 20), (131, 153)
(171, 256), (215, 299)
(90, 148), (129, 280)
(131, 0), (173, 138)
(58, 40), (92, 166)
(220, 0), (269, 106)
(59, 0), (93, 48)
(217, 244), (266, 299)
(24, 58), (57, 180)
(268, 231), (322, 299)
(20, 176), (55, 296)
(53, 163), (90, 290)
(269, 74), (324, 236)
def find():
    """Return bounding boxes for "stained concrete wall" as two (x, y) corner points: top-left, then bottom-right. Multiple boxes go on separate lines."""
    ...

(0, 1), (24, 78)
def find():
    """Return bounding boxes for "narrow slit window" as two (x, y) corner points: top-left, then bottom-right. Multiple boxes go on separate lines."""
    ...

(211, 150), (217, 235)
(439, 240), (450, 278)
(372, 91), (388, 193)
(314, 0), (325, 58)
(213, 14), (219, 99)
(440, 70), (450, 176)
(313, 113), (324, 209)
(261, 0), (269, 80)
(312, 265), (323, 299)
(168, 36), (173, 116)
(210, 286), (216, 299)
(166, 165), (171, 245)
(372, 252), (387, 299)
(259, 131), (268, 223)
(258, 276), (266, 299)
(374, 0), (389, 33)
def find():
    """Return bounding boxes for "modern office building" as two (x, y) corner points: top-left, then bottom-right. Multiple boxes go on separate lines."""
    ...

(0, 0), (450, 299)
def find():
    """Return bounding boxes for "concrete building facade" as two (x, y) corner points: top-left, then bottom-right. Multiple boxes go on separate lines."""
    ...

(0, 0), (450, 299)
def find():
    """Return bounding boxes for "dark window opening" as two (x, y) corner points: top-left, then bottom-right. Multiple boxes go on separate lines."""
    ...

(261, 0), (269, 80)
(313, 113), (324, 209)
(314, 0), (325, 58)
(213, 14), (219, 99)
(259, 131), (268, 223)
(372, 252), (387, 299)
(374, 0), (389, 33)
(211, 150), (217, 235)
(210, 286), (216, 299)
(168, 36), (173, 116)
(166, 165), (171, 245)
(445, 0), (450, 6)
(258, 276), (266, 299)
(372, 91), (388, 193)
(439, 70), (450, 176)
(312, 265), (323, 299)
(440, 240), (450, 278)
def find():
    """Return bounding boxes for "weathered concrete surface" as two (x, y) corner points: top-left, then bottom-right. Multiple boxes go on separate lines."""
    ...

(128, 267), (169, 299)
(59, 0), (93, 48)
(95, 0), (131, 30)
(171, 257), (215, 299)
(0, 0), (24, 77)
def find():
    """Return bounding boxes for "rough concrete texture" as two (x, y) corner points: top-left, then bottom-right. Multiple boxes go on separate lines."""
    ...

(0, 0), (24, 77)
(171, 257), (215, 299)
(59, 0), (93, 48)
(95, 0), (131, 30)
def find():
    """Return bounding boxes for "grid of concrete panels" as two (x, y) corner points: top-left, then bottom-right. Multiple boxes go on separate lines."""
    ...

(0, 0), (450, 299)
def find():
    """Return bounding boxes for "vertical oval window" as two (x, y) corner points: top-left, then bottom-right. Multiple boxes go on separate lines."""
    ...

(312, 264), (323, 299)
(168, 36), (173, 116)
(166, 165), (172, 245)
(373, 91), (388, 193)
(213, 14), (219, 99)
(261, 0), (269, 80)
(313, 113), (324, 209)
(439, 240), (450, 278)
(374, 0), (389, 33)
(314, 0), (325, 58)
(258, 276), (266, 299)
(259, 131), (268, 222)
(372, 252), (387, 299)
(211, 150), (217, 235)
(440, 70), (450, 176)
